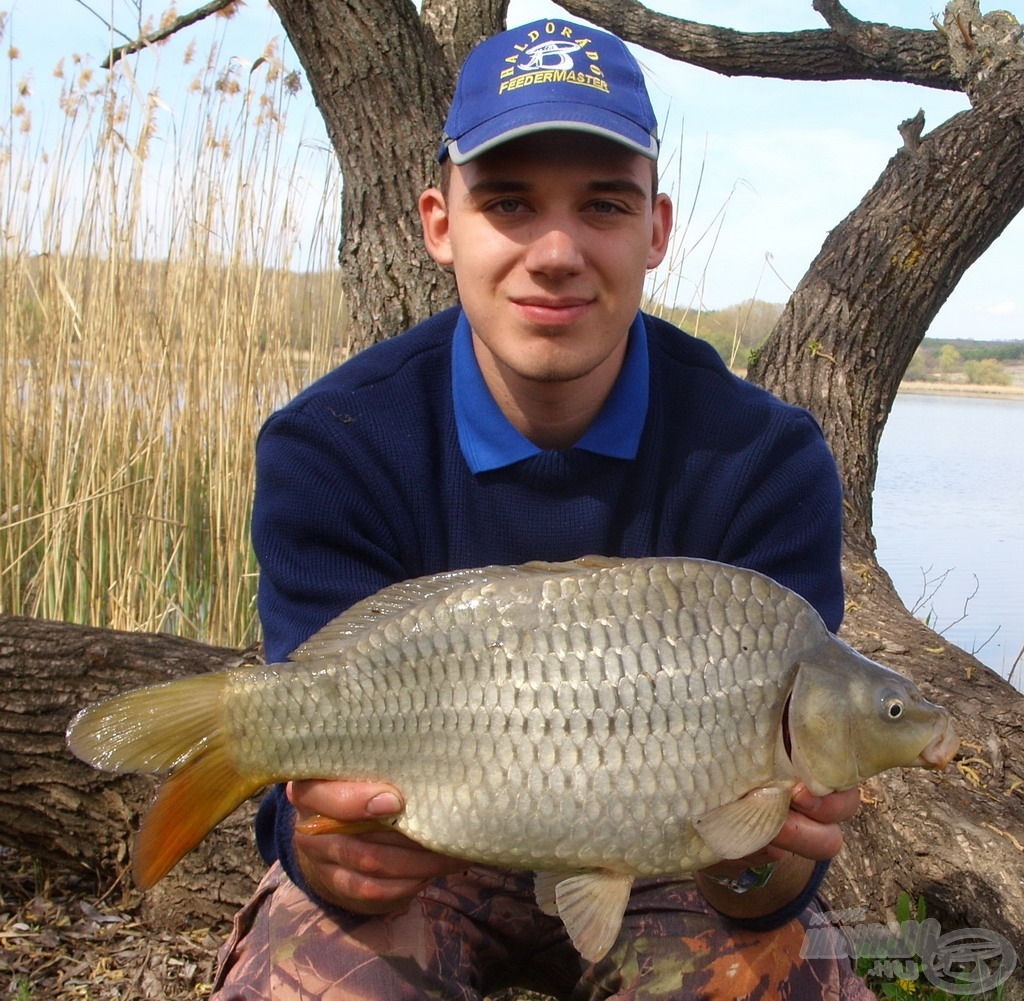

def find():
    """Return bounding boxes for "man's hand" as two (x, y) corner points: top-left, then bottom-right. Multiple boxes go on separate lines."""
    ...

(771, 784), (860, 859)
(287, 779), (468, 914)
(695, 785), (862, 920)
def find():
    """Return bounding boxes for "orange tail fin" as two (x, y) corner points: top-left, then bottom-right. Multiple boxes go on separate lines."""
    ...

(67, 673), (266, 887)
(132, 736), (263, 888)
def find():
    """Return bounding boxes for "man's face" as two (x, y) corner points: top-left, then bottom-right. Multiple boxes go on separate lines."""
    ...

(421, 132), (672, 404)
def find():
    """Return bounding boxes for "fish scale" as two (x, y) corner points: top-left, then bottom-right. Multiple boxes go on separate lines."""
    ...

(67, 554), (958, 963)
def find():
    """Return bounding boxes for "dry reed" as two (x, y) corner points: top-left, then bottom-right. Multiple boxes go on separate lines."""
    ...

(1, 24), (345, 647)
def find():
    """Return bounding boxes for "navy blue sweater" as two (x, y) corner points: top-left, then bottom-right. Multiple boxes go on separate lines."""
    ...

(250, 306), (844, 921)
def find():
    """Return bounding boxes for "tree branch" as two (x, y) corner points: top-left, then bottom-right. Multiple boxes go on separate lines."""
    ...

(557, 0), (958, 90)
(942, 0), (1024, 102)
(811, 0), (863, 37)
(898, 108), (926, 151)
(101, 0), (242, 69)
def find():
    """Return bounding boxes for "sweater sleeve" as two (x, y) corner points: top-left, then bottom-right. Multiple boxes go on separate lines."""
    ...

(252, 403), (409, 665)
(250, 400), (410, 881)
(717, 408), (845, 633)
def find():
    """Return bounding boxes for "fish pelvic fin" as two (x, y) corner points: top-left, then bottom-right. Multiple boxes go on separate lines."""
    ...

(692, 785), (792, 860)
(66, 673), (266, 888)
(535, 870), (634, 964)
(295, 815), (398, 837)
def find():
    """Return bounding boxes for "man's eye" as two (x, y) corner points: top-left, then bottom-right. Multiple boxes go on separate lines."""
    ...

(490, 198), (526, 214)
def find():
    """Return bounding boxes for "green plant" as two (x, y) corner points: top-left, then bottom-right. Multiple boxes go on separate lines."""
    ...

(964, 358), (1012, 386)
(856, 894), (1010, 1000)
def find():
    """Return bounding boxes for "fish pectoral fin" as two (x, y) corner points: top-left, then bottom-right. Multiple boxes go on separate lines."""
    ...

(534, 870), (634, 964)
(692, 785), (791, 860)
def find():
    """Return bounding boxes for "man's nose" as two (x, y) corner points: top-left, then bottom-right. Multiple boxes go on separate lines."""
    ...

(524, 224), (585, 277)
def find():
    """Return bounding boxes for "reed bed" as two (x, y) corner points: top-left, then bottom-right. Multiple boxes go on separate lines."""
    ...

(1, 25), (345, 648)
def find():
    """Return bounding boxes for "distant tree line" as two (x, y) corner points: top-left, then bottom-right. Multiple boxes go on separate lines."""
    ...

(905, 339), (1022, 385)
(657, 297), (1021, 386)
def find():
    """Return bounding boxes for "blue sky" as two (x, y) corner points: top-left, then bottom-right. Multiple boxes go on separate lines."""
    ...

(5, 0), (1022, 340)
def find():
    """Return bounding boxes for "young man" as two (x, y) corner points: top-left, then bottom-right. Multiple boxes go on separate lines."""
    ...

(214, 19), (871, 999)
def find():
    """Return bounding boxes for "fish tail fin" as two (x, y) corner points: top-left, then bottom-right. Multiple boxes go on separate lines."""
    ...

(133, 735), (262, 888)
(66, 673), (266, 888)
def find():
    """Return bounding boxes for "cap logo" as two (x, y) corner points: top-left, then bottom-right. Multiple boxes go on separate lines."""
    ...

(517, 40), (579, 72)
(498, 23), (607, 96)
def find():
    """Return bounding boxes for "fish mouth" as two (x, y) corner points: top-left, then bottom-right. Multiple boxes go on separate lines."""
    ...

(917, 713), (960, 770)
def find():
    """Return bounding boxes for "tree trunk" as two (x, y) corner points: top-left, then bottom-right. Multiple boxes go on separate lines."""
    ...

(0, 613), (263, 930)
(264, 0), (494, 353)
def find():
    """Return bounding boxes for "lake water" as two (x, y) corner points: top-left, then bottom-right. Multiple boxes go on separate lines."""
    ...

(873, 393), (1024, 689)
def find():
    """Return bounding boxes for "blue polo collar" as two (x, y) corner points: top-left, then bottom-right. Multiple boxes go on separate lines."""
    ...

(451, 310), (649, 474)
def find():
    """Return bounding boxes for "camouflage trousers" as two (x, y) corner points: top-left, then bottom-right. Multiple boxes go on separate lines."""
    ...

(212, 862), (874, 1001)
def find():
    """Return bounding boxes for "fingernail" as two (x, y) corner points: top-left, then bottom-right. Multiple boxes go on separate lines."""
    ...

(367, 791), (402, 816)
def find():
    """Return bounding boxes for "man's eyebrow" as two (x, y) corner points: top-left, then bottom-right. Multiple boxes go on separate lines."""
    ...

(586, 178), (648, 199)
(465, 179), (531, 198)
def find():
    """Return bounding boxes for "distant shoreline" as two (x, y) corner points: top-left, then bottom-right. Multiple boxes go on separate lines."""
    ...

(898, 380), (1024, 401)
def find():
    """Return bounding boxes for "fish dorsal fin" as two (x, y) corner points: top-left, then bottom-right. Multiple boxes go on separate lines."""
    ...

(291, 557), (630, 661)
(692, 785), (792, 860)
(290, 565), (531, 660)
(534, 870), (634, 963)
(519, 554), (626, 573)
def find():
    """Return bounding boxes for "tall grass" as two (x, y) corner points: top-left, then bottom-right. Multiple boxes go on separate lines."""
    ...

(0, 23), (345, 647)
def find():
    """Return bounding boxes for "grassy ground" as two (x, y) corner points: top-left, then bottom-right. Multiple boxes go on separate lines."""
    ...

(1, 847), (220, 1000)
(1, 847), (558, 1000)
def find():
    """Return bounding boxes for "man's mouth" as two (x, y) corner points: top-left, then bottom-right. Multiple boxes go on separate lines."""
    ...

(512, 297), (594, 326)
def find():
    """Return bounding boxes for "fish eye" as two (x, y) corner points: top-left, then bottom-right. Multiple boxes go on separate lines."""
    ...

(882, 695), (905, 720)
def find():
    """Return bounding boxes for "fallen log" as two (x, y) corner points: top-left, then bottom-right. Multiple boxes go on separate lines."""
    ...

(0, 614), (263, 929)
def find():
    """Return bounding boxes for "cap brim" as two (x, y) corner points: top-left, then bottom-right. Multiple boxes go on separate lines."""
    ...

(442, 104), (659, 164)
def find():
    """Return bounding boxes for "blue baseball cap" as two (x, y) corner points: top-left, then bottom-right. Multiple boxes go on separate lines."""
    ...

(439, 19), (659, 165)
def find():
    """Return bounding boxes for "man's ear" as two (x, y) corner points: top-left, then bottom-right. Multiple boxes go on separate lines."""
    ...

(419, 187), (453, 267)
(646, 193), (673, 271)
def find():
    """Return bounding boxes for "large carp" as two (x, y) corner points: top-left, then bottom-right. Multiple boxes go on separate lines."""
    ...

(68, 555), (957, 961)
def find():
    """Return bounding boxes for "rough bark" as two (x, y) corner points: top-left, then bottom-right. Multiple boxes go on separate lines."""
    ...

(0, 614), (263, 930)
